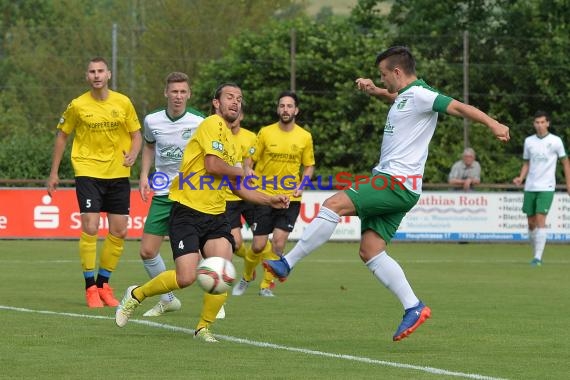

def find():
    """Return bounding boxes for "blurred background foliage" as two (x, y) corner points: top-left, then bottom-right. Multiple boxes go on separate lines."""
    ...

(1, 0), (569, 185)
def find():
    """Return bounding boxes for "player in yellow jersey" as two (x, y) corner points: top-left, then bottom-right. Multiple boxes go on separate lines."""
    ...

(233, 91), (315, 297)
(46, 57), (142, 308)
(115, 83), (290, 343)
(225, 111), (257, 260)
(213, 111), (258, 319)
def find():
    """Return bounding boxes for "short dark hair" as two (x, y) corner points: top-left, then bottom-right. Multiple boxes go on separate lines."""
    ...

(533, 110), (550, 121)
(375, 46), (416, 75)
(278, 90), (299, 107)
(88, 56), (109, 69)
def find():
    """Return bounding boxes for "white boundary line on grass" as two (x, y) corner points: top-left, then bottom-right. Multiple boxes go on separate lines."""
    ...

(1, 305), (506, 380)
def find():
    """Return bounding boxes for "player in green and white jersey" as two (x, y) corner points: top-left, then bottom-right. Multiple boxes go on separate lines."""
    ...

(138, 72), (204, 317)
(513, 110), (570, 266)
(265, 46), (510, 342)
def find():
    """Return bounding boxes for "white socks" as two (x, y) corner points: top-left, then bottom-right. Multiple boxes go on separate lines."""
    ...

(284, 206), (341, 269)
(365, 252), (419, 310)
(533, 228), (547, 261)
(143, 254), (175, 302)
(283, 206), (420, 311)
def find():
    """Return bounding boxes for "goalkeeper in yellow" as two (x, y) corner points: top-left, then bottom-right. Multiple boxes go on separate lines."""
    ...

(46, 57), (142, 308)
(115, 83), (290, 342)
(232, 90), (315, 297)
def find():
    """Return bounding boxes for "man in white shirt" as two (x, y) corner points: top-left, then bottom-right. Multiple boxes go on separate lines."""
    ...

(513, 110), (570, 266)
(264, 46), (510, 342)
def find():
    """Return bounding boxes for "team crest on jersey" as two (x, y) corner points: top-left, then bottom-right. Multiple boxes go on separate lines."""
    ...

(212, 141), (224, 152)
(59, 117), (65, 124)
(249, 147), (256, 155)
(396, 99), (408, 110)
(182, 129), (193, 139)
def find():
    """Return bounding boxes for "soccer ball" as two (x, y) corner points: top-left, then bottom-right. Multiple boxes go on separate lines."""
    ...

(196, 257), (236, 294)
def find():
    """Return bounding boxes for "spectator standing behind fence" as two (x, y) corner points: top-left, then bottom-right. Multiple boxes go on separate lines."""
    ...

(448, 148), (481, 191)
(46, 56), (142, 308)
(512, 110), (570, 267)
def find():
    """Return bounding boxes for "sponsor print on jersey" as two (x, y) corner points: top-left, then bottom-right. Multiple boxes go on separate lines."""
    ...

(160, 146), (184, 160)
(212, 141), (224, 152)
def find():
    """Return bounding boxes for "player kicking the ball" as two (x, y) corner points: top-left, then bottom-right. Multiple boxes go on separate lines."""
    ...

(265, 46), (510, 341)
(115, 83), (289, 343)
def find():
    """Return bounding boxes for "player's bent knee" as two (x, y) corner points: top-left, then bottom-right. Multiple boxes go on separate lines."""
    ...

(139, 249), (156, 260)
(322, 192), (353, 215)
(82, 224), (99, 236)
(110, 228), (128, 239)
(177, 277), (196, 288)
(251, 247), (264, 254)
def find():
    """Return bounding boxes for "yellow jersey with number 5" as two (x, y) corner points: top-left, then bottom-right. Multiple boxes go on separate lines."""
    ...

(57, 90), (140, 179)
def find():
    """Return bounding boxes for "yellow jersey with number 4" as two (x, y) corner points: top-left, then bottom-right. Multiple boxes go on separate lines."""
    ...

(169, 114), (241, 215)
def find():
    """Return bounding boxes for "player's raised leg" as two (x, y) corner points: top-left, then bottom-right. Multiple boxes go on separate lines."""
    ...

(264, 201), (343, 281)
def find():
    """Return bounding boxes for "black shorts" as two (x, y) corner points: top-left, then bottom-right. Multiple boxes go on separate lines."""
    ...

(168, 202), (235, 260)
(75, 176), (130, 214)
(251, 201), (301, 236)
(225, 200), (256, 229)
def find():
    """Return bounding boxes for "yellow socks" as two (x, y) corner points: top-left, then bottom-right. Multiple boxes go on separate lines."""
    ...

(100, 233), (124, 272)
(234, 244), (247, 258)
(243, 246), (261, 281)
(260, 242), (278, 289)
(133, 270), (180, 302)
(79, 231), (97, 272)
(196, 292), (227, 331)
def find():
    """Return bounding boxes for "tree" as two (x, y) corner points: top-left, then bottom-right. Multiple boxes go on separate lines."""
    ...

(192, 14), (391, 177)
(2, 0), (570, 185)
(0, 0), (300, 180)
(130, 0), (300, 115)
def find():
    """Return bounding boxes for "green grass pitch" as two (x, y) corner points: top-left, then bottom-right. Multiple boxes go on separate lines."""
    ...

(0, 240), (568, 379)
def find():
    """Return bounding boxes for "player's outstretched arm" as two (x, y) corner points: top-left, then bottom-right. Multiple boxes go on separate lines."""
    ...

(204, 154), (244, 180)
(446, 100), (510, 142)
(355, 78), (397, 103)
(233, 188), (290, 209)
